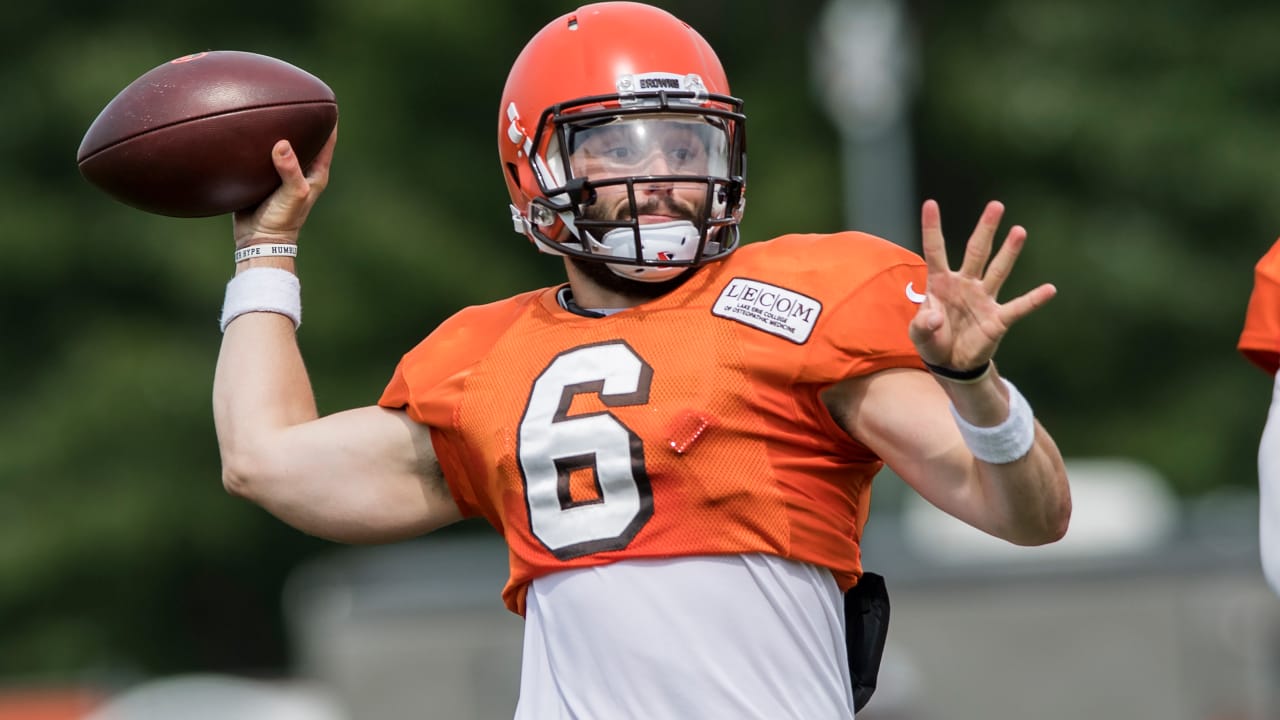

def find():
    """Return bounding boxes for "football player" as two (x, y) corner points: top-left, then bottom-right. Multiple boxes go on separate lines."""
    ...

(214, 2), (1073, 717)
(1238, 238), (1280, 597)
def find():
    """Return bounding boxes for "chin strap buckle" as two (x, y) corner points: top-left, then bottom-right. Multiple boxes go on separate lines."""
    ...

(510, 203), (530, 235)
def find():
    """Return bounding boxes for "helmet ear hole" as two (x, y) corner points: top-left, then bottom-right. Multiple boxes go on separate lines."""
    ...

(505, 162), (522, 191)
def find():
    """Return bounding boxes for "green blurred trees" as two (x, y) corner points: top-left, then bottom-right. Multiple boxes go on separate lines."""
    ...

(0, 0), (1274, 680)
(914, 0), (1277, 493)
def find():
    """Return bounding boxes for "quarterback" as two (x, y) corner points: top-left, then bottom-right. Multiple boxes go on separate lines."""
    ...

(213, 2), (1072, 718)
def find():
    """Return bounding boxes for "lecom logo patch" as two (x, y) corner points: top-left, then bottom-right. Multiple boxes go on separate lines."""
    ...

(711, 278), (822, 344)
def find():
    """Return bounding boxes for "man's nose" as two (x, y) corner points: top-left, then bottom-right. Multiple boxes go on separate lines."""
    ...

(639, 149), (673, 176)
(637, 151), (675, 195)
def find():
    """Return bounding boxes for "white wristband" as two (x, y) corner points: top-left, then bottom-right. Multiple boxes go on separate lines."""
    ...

(950, 378), (1036, 464)
(234, 243), (298, 263)
(219, 267), (301, 332)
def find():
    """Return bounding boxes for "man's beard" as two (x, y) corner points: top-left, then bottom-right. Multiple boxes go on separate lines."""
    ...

(570, 192), (701, 302)
(568, 255), (695, 302)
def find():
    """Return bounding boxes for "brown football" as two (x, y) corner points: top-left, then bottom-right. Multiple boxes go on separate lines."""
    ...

(77, 51), (338, 218)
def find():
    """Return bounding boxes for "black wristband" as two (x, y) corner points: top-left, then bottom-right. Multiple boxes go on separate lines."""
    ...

(922, 359), (992, 382)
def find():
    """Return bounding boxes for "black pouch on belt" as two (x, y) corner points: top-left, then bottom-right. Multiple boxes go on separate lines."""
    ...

(844, 571), (890, 712)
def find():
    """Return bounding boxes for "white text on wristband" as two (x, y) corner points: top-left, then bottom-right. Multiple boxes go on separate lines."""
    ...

(234, 243), (298, 263)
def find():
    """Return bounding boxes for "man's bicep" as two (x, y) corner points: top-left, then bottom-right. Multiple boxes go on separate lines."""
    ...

(825, 369), (987, 528)
(241, 405), (463, 543)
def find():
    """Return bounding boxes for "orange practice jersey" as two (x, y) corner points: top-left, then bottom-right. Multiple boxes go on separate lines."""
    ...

(380, 232), (928, 614)
(1241, 238), (1280, 374)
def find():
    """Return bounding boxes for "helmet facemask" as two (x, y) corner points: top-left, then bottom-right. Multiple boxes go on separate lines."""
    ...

(520, 90), (746, 282)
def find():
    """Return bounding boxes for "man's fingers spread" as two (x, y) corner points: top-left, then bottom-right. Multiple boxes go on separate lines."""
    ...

(982, 225), (1028, 295)
(920, 200), (950, 273)
(998, 283), (1057, 327)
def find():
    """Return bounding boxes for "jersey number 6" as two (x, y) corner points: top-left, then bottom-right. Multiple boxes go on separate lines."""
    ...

(517, 341), (655, 560)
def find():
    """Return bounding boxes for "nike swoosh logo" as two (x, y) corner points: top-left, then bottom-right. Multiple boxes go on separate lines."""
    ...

(905, 282), (927, 304)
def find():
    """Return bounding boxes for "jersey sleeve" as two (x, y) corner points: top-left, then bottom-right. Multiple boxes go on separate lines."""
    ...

(378, 291), (546, 518)
(1240, 239), (1280, 375)
(795, 233), (929, 382)
(380, 348), (482, 518)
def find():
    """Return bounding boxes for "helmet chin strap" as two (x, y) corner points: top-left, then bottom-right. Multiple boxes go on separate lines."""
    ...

(606, 263), (684, 282)
(524, 207), (706, 283)
(591, 221), (701, 283)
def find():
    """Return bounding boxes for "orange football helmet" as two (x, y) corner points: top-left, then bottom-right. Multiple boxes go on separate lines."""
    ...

(499, 2), (747, 281)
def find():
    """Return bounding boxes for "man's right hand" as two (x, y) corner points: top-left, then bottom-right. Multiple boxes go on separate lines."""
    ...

(233, 126), (337, 250)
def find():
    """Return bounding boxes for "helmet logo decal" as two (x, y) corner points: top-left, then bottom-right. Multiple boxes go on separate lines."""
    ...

(616, 73), (708, 104)
(505, 102), (533, 156)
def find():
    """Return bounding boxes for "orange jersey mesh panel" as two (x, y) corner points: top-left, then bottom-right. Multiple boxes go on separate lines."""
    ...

(382, 232), (929, 614)
(454, 301), (794, 611)
(1241, 238), (1280, 374)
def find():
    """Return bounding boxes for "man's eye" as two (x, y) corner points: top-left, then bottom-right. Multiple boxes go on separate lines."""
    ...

(604, 147), (633, 161)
